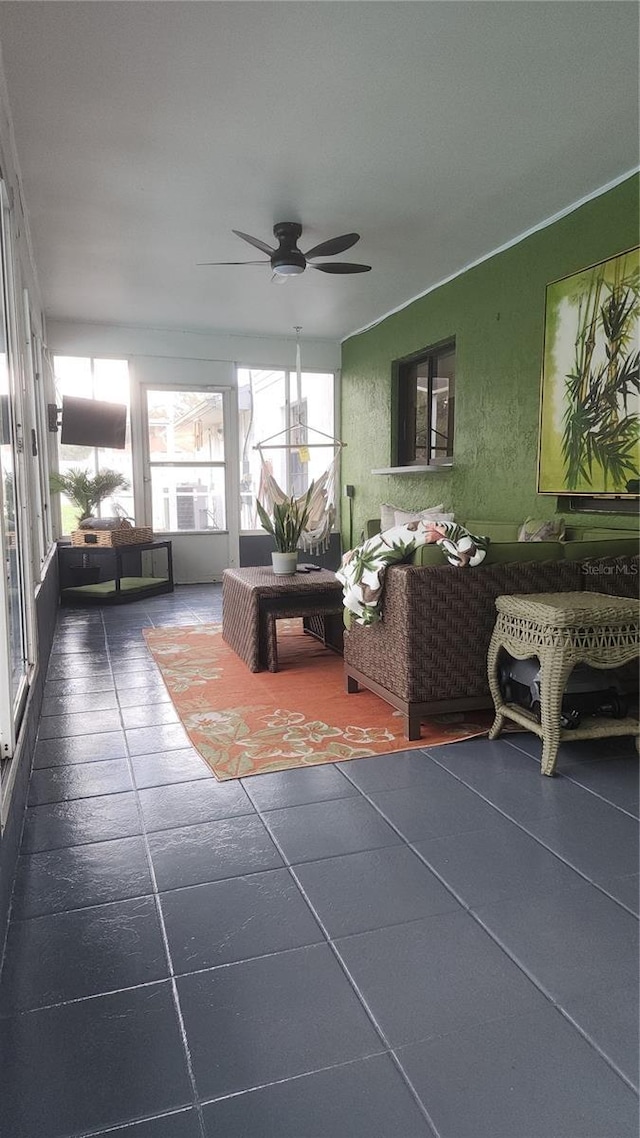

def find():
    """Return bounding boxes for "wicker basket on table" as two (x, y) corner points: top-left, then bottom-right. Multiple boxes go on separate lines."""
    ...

(71, 520), (153, 547)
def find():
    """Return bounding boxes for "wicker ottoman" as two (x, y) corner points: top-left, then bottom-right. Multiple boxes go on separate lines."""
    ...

(222, 566), (344, 672)
(487, 591), (639, 775)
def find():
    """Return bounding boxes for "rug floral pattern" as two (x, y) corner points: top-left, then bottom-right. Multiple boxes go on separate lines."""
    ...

(144, 621), (496, 780)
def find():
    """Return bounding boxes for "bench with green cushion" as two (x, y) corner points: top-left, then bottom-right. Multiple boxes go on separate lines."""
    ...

(61, 576), (169, 601)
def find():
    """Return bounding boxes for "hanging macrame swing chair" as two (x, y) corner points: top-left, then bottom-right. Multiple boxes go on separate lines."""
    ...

(256, 435), (341, 556)
(254, 328), (343, 555)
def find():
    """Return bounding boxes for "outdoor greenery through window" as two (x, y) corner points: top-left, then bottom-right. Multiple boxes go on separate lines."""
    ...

(237, 368), (335, 530)
(393, 341), (455, 466)
(53, 357), (133, 533)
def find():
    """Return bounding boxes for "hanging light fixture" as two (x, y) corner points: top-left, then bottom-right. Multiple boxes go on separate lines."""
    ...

(294, 325), (302, 413)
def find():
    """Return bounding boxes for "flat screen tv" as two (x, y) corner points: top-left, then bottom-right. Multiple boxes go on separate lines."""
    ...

(61, 396), (127, 450)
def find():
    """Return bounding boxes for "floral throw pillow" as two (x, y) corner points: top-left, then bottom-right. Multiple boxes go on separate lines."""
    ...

(518, 517), (565, 542)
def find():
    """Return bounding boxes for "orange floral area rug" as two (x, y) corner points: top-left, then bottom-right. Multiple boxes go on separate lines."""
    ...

(143, 621), (501, 781)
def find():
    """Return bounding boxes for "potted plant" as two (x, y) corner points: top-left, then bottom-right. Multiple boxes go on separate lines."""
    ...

(50, 468), (131, 585)
(256, 484), (314, 574)
(50, 467), (130, 528)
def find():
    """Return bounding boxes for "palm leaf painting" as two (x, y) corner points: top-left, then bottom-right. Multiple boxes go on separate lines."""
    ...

(538, 247), (640, 495)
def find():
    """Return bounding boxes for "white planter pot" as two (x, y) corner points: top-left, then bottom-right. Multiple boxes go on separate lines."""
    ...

(271, 551), (298, 575)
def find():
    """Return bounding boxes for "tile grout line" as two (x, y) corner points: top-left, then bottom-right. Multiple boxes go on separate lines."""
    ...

(103, 608), (209, 1138)
(251, 787), (443, 1138)
(470, 909), (640, 1096)
(0, 615), (112, 990)
(76, 1105), (197, 1137)
(1, 613), (115, 960)
(420, 746), (639, 918)
(6, 591), (636, 1129)
(337, 762), (639, 1095)
(501, 735), (639, 820)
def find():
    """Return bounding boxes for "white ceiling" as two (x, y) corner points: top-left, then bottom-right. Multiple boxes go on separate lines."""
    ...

(0, 1), (637, 343)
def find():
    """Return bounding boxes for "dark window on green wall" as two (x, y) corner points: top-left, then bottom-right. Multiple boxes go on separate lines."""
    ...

(393, 340), (455, 466)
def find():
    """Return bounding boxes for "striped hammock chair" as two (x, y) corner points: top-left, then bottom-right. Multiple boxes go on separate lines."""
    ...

(258, 451), (339, 555)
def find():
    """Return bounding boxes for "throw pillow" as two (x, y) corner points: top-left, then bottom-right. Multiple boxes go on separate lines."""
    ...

(394, 506), (454, 527)
(380, 502), (445, 530)
(518, 516), (565, 542)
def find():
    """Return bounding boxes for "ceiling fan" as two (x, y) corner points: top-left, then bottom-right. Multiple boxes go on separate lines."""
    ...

(199, 222), (371, 279)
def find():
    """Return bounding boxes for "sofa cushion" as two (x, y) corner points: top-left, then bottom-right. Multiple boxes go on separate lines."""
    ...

(412, 538), (564, 566)
(581, 527), (639, 542)
(562, 537), (640, 560)
(483, 541), (564, 564)
(411, 544), (453, 567)
(464, 521), (520, 542)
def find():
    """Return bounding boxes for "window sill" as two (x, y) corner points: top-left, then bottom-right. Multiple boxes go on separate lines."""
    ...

(371, 464), (453, 475)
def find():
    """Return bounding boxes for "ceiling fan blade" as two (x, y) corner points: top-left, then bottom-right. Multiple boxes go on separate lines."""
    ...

(310, 262), (371, 274)
(304, 233), (360, 259)
(197, 260), (268, 266)
(232, 229), (275, 255)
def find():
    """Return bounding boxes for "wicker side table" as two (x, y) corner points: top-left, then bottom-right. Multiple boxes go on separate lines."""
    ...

(487, 591), (639, 776)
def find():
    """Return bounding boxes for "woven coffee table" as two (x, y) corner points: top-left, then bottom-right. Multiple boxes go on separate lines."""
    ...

(222, 566), (344, 672)
(487, 591), (639, 776)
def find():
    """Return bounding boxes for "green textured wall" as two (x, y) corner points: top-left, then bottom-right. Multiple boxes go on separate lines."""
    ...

(341, 175), (639, 544)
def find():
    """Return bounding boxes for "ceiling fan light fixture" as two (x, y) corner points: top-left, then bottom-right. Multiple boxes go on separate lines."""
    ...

(209, 222), (369, 281)
(272, 261), (305, 277)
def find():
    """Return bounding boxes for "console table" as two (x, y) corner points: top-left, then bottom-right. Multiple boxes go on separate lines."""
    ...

(58, 540), (174, 605)
(222, 566), (344, 671)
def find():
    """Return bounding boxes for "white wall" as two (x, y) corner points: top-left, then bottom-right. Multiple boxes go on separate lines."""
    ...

(46, 321), (341, 373)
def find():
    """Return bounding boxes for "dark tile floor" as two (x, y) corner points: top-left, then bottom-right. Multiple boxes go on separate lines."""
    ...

(0, 585), (638, 1137)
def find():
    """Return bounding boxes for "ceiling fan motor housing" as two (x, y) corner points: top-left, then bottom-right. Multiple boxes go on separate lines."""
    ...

(271, 222), (306, 275)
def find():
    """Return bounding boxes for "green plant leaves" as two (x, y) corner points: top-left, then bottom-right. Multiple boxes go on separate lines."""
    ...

(49, 467), (130, 523)
(255, 483), (314, 552)
(561, 265), (640, 491)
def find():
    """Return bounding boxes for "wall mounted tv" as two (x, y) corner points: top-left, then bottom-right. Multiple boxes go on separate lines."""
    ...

(61, 396), (127, 450)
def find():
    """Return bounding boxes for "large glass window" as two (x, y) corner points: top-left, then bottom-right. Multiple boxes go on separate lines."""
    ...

(146, 389), (227, 531)
(22, 317), (53, 576)
(53, 356), (133, 533)
(0, 182), (30, 762)
(33, 337), (54, 560)
(393, 341), (455, 466)
(238, 368), (335, 530)
(0, 352), (26, 708)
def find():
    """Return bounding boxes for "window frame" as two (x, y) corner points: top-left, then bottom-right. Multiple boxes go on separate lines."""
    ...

(392, 338), (456, 468)
(52, 355), (134, 536)
(142, 383), (231, 535)
(22, 296), (54, 575)
(0, 180), (34, 765)
(237, 366), (339, 533)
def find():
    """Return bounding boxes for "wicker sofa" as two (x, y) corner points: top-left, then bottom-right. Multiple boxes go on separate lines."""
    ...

(343, 519), (639, 739)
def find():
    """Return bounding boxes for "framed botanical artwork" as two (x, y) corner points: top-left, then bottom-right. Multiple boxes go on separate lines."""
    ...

(538, 246), (639, 496)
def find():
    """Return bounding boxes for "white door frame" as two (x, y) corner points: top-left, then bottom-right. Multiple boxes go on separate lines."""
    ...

(138, 380), (239, 582)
